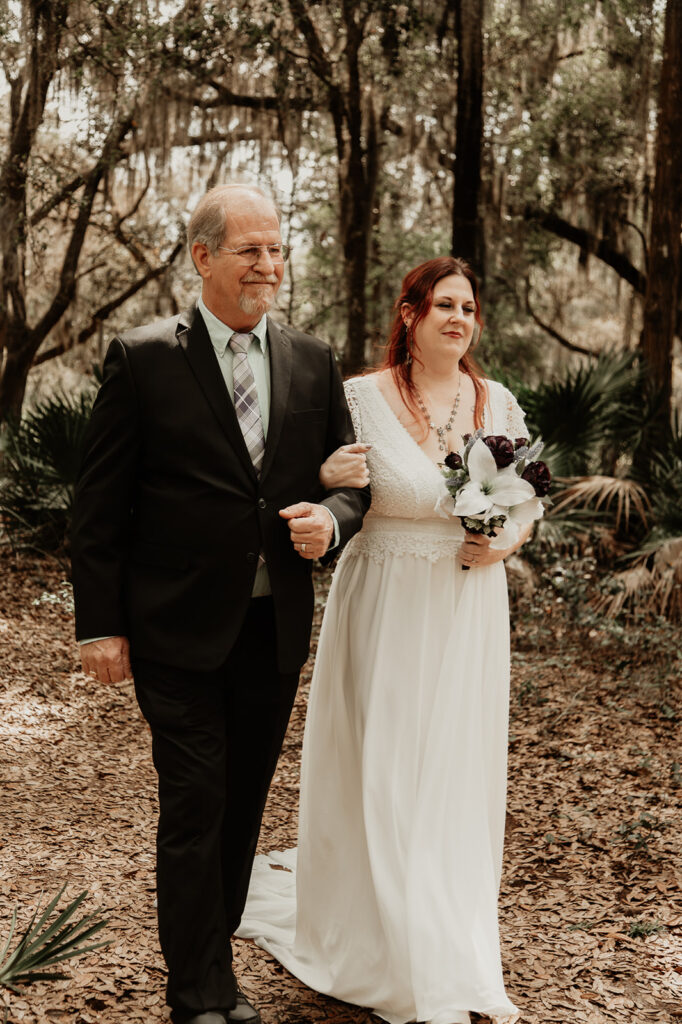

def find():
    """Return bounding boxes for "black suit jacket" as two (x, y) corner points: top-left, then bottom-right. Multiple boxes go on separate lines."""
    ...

(71, 304), (370, 674)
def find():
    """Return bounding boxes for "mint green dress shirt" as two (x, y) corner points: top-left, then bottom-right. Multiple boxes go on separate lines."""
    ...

(197, 297), (273, 595)
(197, 297), (339, 596)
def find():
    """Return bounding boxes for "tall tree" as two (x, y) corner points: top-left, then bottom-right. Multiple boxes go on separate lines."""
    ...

(284, 0), (381, 374)
(0, 0), (70, 419)
(451, 0), (485, 278)
(638, 0), (682, 446)
(0, 2), (191, 422)
(0, 0), (675, 424)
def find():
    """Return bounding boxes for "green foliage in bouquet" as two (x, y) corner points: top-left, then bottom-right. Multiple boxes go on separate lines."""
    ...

(0, 390), (94, 554)
(0, 886), (109, 995)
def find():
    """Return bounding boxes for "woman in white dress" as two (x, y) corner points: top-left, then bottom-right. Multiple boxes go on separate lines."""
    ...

(238, 257), (531, 1024)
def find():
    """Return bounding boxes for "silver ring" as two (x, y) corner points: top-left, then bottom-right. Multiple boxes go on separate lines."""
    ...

(301, 542), (306, 552)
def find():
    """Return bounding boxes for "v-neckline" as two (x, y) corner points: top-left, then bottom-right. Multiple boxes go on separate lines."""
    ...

(363, 376), (448, 476)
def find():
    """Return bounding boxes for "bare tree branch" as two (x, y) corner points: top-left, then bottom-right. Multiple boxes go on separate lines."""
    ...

(32, 239), (184, 367)
(30, 115), (135, 346)
(524, 279), (599, 357)
(158, 81), (312, 112)
(286, 0), (337, 89)
(115, 159), (151, 227)
(30, 173), (87, 227)
(181, 129), (270, 147)
(525, 206), (647, 294)
(75, 260), (108, 281)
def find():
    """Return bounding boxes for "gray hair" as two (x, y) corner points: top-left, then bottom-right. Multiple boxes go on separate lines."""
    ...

(186, 184), (280, 269)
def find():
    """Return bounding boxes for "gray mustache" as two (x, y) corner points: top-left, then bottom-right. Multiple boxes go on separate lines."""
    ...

(242, 275), (278, 284)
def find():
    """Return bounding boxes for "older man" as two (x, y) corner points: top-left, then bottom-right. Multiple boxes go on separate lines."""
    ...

(71, 184), (369, 1024)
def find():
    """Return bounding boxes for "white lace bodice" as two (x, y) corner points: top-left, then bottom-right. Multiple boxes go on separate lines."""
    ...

(342, 376), (528, 563)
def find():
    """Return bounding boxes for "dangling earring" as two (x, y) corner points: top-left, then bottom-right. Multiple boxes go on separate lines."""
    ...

(405, 324), (414, 366)
(471, 322), (481, 348)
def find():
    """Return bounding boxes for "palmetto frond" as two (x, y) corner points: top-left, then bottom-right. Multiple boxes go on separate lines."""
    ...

(0, 390), (94, 552)
(552, 475), (650, 533)
(514, 350), (645, 475)
(592, 565), (654, 618)
(594, 535), (682, 621)
(0, 887), (109, 994)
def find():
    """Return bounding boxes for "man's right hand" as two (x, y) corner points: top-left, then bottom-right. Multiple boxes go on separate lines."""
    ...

(81, 636), (133, 683)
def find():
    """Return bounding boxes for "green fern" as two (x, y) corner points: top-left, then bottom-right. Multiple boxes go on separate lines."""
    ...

(0, 887), (109, 994)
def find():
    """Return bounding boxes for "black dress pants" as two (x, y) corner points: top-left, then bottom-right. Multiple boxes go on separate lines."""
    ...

(133, 597), (300, 1022)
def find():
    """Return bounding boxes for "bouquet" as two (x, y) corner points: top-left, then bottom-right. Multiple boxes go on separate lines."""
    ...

(438, 430), (551, 569)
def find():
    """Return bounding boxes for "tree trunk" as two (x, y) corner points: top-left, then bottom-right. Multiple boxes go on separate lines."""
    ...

(638, 0), (682, 450)
(341, 97), (378, 376)
(286, 0), (380, 377)
(0, 1), (67, 419)
(0, 328), (37, 421)
(451, 0), (485, 279)
(0, 114), (133, 424)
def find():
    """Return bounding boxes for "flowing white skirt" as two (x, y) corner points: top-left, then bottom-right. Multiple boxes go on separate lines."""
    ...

(238, 540), (519, 1024)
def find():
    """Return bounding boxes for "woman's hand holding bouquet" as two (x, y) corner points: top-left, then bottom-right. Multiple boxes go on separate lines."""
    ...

(438, 431), (552, 570)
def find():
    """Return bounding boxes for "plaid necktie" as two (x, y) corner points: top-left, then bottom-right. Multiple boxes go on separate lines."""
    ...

(229, 332), (265, 474)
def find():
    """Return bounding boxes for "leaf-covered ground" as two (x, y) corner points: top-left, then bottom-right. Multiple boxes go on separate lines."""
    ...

(1, 550), (680, 1024)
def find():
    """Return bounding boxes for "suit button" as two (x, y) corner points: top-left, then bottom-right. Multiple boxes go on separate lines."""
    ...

(246, 552), (257, 564)
(258, 498), (267, 509)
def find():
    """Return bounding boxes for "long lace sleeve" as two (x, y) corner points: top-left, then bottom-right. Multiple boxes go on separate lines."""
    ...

(487, 381), (528, 438)
(343, 379), (364, 441)
(504, 389), (528, 438)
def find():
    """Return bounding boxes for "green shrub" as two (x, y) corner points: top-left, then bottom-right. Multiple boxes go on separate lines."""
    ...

(0, 390), (94, 554)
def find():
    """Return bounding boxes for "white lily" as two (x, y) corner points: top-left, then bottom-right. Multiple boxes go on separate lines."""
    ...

(452, 439), (536, 519)
(488, 496), (545, 549)
(507, 495), (545, 524)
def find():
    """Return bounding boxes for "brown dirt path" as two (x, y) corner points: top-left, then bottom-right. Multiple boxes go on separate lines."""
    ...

(0, 550), (680, 1023)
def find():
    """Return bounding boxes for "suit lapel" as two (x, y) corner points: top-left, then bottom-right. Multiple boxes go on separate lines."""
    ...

(176, 304), (258, 481)
(260, 317), (292, 480)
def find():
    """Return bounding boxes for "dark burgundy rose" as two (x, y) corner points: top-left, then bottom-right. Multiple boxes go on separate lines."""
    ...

(444, 451), (463, 470)
(483, 434), (515, 468)
(522, 460), (551, 496)
(462, 433), (472, 445)
(514, 437), (529, 450)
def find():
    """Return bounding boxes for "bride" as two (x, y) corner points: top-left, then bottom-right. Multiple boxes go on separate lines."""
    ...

(238, 257), (530, 1024)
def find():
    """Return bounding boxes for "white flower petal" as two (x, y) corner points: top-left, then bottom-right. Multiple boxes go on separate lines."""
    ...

(466, 439), (498, 483)
(489, 476), (536, 508)
(453, 481), (494, 516)
(434, 493), (454, 519)
(484, 503), (508, 522)
(508, 496), (544, 524)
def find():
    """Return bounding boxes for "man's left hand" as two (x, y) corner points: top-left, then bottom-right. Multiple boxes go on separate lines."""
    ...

(279, 502), (334, 559)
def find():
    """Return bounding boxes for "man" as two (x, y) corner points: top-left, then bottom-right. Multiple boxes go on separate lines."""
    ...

(71, 184), (370, 1024)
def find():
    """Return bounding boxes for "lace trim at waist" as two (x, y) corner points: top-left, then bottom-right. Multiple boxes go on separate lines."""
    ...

(341, 515), (465, 564)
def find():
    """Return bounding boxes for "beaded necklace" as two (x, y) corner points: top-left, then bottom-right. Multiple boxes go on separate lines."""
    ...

(414, 384), (462, 454)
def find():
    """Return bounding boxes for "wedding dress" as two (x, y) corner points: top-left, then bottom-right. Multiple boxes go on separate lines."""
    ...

(237, 376), (525, 1024)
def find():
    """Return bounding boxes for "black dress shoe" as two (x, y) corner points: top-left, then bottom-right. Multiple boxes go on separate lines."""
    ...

(179, 991), (261, 1024)
(227, 991), (262, 1023)
(184, 1014), (229, 1024)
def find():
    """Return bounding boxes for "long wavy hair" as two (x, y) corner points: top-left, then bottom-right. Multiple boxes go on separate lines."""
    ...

(380, 256), (488, 429)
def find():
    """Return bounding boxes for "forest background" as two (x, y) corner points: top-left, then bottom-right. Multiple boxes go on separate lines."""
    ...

(0, 1), (681, 1022)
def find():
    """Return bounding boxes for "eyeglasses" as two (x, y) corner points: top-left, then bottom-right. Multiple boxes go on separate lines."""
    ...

(217, 244), (291, 265)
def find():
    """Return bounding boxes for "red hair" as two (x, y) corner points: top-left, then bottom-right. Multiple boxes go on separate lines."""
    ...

(380, 256), (488, 430)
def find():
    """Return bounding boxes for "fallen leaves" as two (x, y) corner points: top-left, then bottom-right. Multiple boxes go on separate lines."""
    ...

(0, 549), (680, 1023)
